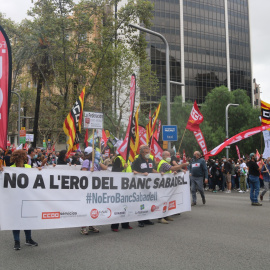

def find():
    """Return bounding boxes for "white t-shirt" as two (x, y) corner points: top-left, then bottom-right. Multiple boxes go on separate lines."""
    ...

(240, 162), (247, 175)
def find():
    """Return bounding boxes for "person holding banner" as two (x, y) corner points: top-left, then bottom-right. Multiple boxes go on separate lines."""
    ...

(260, 157), (270, 201)
(132, 145), (157, 227)
(110, 154), (133, 232)
(6, 150), (38, 250)
(157, 151), (189, 224)
(189, 151), (208, 206)
(80, 146), (107, 235)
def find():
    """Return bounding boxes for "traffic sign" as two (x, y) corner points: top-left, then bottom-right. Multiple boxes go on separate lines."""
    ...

(162, 125), (178, 141)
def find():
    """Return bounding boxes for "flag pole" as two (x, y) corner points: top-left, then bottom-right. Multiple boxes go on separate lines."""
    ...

(261, 131), (263, 154)
(92, 129), (95, 170)
(178, 128), (187, 153)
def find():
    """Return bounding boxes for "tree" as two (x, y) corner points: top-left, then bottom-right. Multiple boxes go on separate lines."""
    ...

(201, 86), (260, 158)
(7, 0), (158, 145)
(87, 0), (159, 137)
(158, 86), (261, 159)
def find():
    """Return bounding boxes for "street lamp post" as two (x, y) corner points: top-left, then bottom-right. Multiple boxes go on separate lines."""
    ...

(11, 91), (21, 146)
(129, 24), (185, 149)
(225, 103), (239, 158)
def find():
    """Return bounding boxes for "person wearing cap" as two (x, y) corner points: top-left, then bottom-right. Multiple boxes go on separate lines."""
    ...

(110, 153), (133, 232)
(157, 150), (189, 224)
(132, 145), (157, 227)
(260, 157), (270, 201)
(80, 147), (108, 235)
(248, 153), (262, 206)
(189, 151), (208, 206)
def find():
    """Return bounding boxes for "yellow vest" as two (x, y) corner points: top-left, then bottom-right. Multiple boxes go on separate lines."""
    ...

(11, 164), (32, 168)
(157, 159), (172, 174)
(115, 156), (132, 172)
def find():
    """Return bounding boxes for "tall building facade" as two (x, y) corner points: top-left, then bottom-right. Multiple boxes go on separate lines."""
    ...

(142, 0), (252, 104)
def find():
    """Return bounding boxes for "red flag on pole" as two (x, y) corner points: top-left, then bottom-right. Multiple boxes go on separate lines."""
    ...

(11, 144), (16, 152)
(205, 124), (270, 158)
(24, 143), (29, 152)
(186, 101), (208, 157)
(186, 101), (204, 132)
(0, 25), (12, 150)
(101, 129), (108, 147)
(236, 145), (241, 160)
(255, 149), (260, 160)
(183, 149), (187, 163)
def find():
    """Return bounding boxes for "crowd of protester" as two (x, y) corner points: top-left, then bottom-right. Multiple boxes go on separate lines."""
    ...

(0, 146), (269, 251)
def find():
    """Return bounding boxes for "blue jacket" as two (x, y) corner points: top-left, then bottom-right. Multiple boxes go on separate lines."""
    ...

(261, 163), (270, 182)
(189, 158), (208, 178)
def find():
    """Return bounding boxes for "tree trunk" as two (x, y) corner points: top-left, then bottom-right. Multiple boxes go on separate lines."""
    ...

(32, 76), (43, 147)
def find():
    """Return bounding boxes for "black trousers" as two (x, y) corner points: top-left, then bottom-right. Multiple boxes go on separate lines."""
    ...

(111, 222), (130, 229)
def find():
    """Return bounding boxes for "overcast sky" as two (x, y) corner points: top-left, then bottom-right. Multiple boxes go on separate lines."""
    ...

(1, 0), (269, 102)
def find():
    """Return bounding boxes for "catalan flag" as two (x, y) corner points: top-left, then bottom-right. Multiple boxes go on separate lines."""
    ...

(261, 100), (270, 126)
(146, 103), (161, 145)
(63, 87), (85, 157)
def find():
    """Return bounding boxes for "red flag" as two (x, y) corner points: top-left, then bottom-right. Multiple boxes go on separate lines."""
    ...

(236, 145), (241, 160)
(84, 129), (89, 147)
(150, 137), (163, 162)
(185, 101), (208, 157)
(255, 149), (260, 160)
(24, 143), (29, 152)
(52, 144), (55, 152)
(101, 129), (108, 147)
(193, 128), (208, 158)
(0, 26), (12, 150)
(205, 124), (270, 158)
(118, 74), (136, 161)
(11, 144), (16, 152)
(186, 101), (204, 132)
(183, 150), (186, 163)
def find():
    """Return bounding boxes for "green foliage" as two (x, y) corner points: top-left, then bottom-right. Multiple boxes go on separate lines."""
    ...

(158, 86), (261, 159)
(3, 0), (158, 143)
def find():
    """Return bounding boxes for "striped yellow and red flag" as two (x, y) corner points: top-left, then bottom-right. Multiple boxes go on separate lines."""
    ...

(146, 103), (161, 145)
(63, 87), (85, 157)
(146, 110), (152, 144)
(261, 100), (270, 126)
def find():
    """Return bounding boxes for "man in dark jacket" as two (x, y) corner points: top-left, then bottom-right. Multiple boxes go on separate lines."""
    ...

(132, 145), (157, 227)
(189, 151), (208, 206)
(248, 153), (262, 206)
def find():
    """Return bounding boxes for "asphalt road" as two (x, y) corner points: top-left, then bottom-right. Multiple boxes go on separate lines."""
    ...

(1, 190), (270, 270)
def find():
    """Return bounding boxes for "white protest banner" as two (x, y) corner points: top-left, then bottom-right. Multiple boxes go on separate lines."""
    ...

(84, 112), (103, 129)
(263, 130), (270, 158)
(96, 129), (102, 138)
(45, 165), (82, 170)
(0, 168), (190, 230)
(26, 134), (34, 142)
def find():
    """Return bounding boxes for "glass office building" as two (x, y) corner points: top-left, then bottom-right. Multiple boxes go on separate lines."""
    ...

(143, 0), (252, 104)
